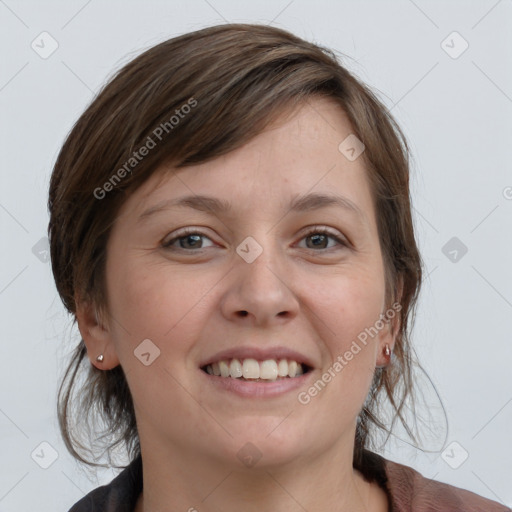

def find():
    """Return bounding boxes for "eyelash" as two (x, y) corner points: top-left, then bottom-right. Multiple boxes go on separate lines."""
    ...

(161, 227), (348, 253)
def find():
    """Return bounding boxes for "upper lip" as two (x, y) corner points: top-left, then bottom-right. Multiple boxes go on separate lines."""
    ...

(199, 346), (316, 369)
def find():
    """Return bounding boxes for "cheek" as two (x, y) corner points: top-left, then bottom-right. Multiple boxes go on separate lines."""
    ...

(312, 263), (386, 345)
(105, 256), (215, 362)
(292, 299), (383, 451)
(298, 270), (384, 429)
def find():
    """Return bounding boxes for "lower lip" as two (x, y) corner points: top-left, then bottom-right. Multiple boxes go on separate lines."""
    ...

(200, 369), (313, 398)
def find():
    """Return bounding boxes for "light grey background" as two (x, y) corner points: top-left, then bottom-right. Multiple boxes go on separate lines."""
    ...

(1, 0), (511, 510)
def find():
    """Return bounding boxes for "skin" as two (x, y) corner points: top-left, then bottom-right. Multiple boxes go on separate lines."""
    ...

(77, 97), (400, 512)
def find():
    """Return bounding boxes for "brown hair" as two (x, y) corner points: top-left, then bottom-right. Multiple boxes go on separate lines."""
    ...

(49, 23), (428, 474)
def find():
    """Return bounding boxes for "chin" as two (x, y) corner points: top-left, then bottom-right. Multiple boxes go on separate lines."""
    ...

(225, 417), (310, 468)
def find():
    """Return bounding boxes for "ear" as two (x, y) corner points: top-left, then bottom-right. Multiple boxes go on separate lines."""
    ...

(376, 275), (404, 367)
(75, 300), (120, 370)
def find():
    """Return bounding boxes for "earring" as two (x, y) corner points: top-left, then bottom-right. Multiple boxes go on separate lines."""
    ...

(96, 354), (104, 363)
(376, 344), (392, 369)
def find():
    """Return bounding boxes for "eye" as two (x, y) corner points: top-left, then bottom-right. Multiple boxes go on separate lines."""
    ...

(297, 227), (347, 250)
(162, 228), (215, 251)
(161, 226), (348, 253)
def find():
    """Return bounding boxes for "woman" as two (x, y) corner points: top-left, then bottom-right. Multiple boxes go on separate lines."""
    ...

(49, 23), (508, 512)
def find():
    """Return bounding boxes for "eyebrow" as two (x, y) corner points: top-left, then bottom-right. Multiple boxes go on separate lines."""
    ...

(138, 192), (366, 223)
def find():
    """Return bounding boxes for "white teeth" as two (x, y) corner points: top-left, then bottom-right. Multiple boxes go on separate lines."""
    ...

(260, 360), (278, 380)
(219, 360), (230, 377)
(242, 358), (260, 379)
(277, 359), (288, 377)
(204, 358), (307, 380)
(229, 358), (243, 378)
(288, 360), (297, 378)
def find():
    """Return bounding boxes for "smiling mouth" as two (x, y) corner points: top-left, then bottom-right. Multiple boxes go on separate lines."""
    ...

(201, 358), (312, 381)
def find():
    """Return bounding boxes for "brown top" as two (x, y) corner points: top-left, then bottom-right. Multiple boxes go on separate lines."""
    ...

(68, 449), (510, 511)
(383, 455), (510, 511)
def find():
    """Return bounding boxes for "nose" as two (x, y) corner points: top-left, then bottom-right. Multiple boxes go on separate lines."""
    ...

(219, 238), (299, 327)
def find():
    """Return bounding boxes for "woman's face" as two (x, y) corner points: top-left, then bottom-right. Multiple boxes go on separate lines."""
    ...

(90, 97), (398, 468)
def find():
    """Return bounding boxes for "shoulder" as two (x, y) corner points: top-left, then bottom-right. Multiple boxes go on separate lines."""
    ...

(67, 455), (143, 512)
(380, 454), (510, 512)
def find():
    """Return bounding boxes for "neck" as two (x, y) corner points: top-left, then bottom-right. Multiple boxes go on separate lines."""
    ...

(134, 438), (376, 512)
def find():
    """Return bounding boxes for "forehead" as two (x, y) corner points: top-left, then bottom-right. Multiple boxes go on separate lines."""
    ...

(118, 97), (375, 227)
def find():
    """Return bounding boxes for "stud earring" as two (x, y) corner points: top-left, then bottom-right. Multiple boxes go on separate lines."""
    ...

(376, 343), (392, 369)
(96, 354), (104, 363)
